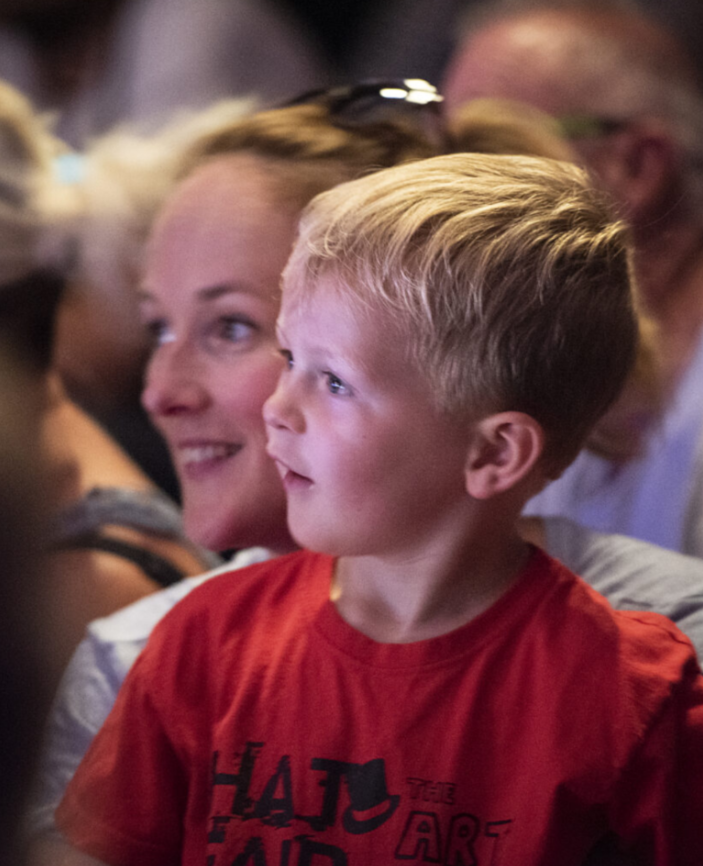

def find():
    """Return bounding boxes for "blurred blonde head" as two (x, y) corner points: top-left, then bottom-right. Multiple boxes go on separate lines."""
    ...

(447, 96), (574, 161)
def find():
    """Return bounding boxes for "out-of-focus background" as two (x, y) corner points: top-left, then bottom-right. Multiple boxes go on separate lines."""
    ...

(1, 0), (702, 147)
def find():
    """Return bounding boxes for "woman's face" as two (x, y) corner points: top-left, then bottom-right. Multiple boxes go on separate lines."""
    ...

(140, 155), (298, 553)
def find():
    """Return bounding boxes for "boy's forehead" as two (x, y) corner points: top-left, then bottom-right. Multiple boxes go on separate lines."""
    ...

(279, 273), (364, 327)
(279, 282), (421, 383)
(277, 288), (317, 334)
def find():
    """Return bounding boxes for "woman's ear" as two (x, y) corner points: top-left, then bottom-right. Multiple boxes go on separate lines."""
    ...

(464, 412), (545, 500)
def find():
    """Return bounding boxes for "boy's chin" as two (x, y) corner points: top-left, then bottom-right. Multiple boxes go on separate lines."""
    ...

(288, 522), (382, 560)
(288, 523), (351, 558)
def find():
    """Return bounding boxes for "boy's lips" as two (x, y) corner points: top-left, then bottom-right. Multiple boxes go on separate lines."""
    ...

(268, 449), (313, 489)
(280, 466), (314, 492)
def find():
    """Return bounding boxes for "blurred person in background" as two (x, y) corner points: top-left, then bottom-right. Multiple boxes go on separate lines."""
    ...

(443, 0), (703, 555)
(267, 0), (703, 103)
(0, 0), (328, 147)
(0, 78), (221, 665)
(0, 73), (73, 866)
(0, 314), (60, 866)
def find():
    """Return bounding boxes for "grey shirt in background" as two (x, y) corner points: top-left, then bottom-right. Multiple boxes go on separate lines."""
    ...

(544, 516), (703, 657)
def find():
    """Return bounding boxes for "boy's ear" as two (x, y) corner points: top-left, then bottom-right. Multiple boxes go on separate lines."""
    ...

(464, 412), (545, 500)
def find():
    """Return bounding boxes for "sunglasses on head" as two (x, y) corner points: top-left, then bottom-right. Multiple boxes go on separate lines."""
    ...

(283, 78), (446, 148)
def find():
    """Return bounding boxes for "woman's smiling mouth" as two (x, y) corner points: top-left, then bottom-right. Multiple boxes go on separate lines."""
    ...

(178, 442), (243, 476)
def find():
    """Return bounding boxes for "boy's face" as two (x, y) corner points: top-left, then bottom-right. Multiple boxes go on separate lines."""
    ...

(264, 276), (474, 557)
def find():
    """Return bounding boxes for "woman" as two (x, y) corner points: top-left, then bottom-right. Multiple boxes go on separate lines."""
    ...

(139, 87), (439, 553)
(28, 82), (440, 852)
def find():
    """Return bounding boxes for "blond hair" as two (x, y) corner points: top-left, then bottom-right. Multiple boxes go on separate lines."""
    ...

(284, 152), (638, 472)
(0, 79), (64, 286)
(447, 95), (663, 462)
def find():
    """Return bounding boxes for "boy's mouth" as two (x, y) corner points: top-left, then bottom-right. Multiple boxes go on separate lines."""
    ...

(281, 467), (314, 493)
(270, 453), (313, 490)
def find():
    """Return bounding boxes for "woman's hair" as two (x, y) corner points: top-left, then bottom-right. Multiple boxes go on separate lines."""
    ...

(178, 102), (439, 212)
(43, 98), (255, 309)
(446, 97), (575, 161)
(42, 94), (434, 354)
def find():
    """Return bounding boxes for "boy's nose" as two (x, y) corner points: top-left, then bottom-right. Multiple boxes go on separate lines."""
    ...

(141, 346), (209, 417)
(263, 377), (304, 434)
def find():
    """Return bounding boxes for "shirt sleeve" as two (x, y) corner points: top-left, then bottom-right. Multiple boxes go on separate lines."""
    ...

(54, 612), (207, 866)
(607, 633), (703, 865)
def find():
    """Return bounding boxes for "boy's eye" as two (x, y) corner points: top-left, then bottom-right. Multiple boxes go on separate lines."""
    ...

(145, 319), (175, 347)
(279, 349), (293, 368)
(325, 372), (349, 396)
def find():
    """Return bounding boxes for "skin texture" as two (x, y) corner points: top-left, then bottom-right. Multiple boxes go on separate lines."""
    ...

(265, 284), (473, 559)
(140, 154), (299, 554)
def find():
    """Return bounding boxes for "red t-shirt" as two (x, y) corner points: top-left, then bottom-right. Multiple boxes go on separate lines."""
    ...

(57, 548), (703, 866)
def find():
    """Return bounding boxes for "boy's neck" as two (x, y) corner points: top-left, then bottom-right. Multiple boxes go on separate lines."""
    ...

(331, 523), (531, 644)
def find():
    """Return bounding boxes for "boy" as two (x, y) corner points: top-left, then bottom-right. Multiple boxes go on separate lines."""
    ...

(55, 154), (703, 865)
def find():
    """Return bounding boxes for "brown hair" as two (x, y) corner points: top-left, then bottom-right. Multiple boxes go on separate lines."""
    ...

(446, 96), (574, 161)
(179, 102), (438, 211)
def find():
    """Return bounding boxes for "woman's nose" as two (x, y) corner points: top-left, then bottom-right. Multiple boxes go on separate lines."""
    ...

(141, 345), (209, 417)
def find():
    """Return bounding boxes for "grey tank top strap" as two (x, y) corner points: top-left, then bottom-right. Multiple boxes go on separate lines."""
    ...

(52, 487), (222, 587)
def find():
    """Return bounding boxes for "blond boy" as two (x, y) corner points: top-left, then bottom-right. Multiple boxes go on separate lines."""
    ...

(56, 154), (703, 865)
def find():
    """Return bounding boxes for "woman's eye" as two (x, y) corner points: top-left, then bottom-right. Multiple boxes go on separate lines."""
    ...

(279, 349), (293, 369)
(325, 372), (348, 396)
(218, 317), (255, 342)
(145, 319), (175, 347)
